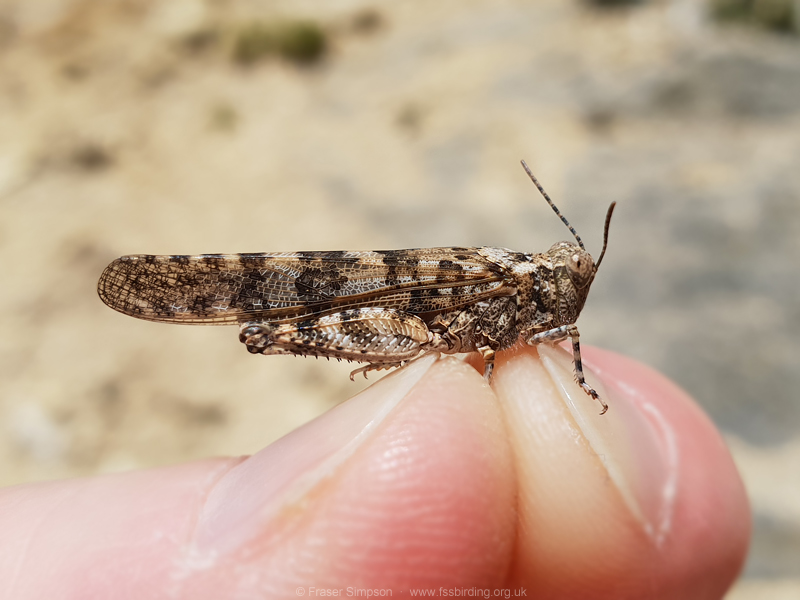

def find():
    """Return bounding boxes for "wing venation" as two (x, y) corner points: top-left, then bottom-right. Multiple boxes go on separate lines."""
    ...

(97, 249), (509, 324)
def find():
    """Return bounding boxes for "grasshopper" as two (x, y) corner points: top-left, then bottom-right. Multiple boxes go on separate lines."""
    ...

(98, 160), (615, 412)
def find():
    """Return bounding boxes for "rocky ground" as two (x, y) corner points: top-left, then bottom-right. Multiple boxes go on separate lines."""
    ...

(1, 0), (799, 595)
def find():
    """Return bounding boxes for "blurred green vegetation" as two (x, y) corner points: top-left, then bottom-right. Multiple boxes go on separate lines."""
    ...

(232, 20), (327, 66)
(710, 0), (799, 33)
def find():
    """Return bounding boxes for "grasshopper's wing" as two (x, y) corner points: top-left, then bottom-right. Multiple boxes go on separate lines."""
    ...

(97, 249), (511, 325)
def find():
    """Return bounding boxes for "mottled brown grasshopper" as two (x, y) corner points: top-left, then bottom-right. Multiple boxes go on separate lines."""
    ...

(98, 160), (615, 412)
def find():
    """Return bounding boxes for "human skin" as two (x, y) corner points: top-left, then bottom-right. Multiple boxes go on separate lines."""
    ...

(0, 345), (750, 599)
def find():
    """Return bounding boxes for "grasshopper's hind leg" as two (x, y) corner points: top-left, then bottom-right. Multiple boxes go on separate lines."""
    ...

(239, 308), (435, 376)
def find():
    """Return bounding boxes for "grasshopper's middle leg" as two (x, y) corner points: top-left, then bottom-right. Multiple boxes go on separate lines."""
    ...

(526, 324), (608, 414)
(239, 308), (439, 378)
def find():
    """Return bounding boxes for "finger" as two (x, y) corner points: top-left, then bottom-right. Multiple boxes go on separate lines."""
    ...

(486, 344), (750, 599)
(0, 354), (517, 598)
(184, 354), (516, 594)
(0, 457), (240, 600)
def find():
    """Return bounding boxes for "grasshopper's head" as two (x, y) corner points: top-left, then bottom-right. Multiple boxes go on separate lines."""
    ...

(546, 241), (599, 323)
(548, 241), (597, 291)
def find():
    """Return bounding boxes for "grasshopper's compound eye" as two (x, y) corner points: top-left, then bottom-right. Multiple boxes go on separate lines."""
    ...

(567, 251), (594, 289)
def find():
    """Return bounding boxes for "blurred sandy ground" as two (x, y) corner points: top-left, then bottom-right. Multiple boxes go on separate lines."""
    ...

(0, 0), (799, 595)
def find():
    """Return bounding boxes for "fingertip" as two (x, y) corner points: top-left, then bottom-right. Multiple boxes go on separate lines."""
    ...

(304, 358), (517, 585)
(491, 344), (749, 598)
(186, 357), (517, 593)
(583, 347), (750, 596)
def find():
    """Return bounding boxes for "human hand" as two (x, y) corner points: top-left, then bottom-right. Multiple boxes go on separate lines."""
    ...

(0, 345), (749, 599)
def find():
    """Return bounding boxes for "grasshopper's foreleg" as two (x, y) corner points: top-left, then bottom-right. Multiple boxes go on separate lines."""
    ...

(239, 308), (437, 379)
(525, 324), (607, 415)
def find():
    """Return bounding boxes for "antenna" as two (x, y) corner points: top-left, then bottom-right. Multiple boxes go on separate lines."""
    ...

(594, 201), (616, 270)
(520, 159), (585, 251)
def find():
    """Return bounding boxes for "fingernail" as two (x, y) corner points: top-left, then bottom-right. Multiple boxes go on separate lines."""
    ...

(537, 345), (678, 545)
(188, 354), (439, 562)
